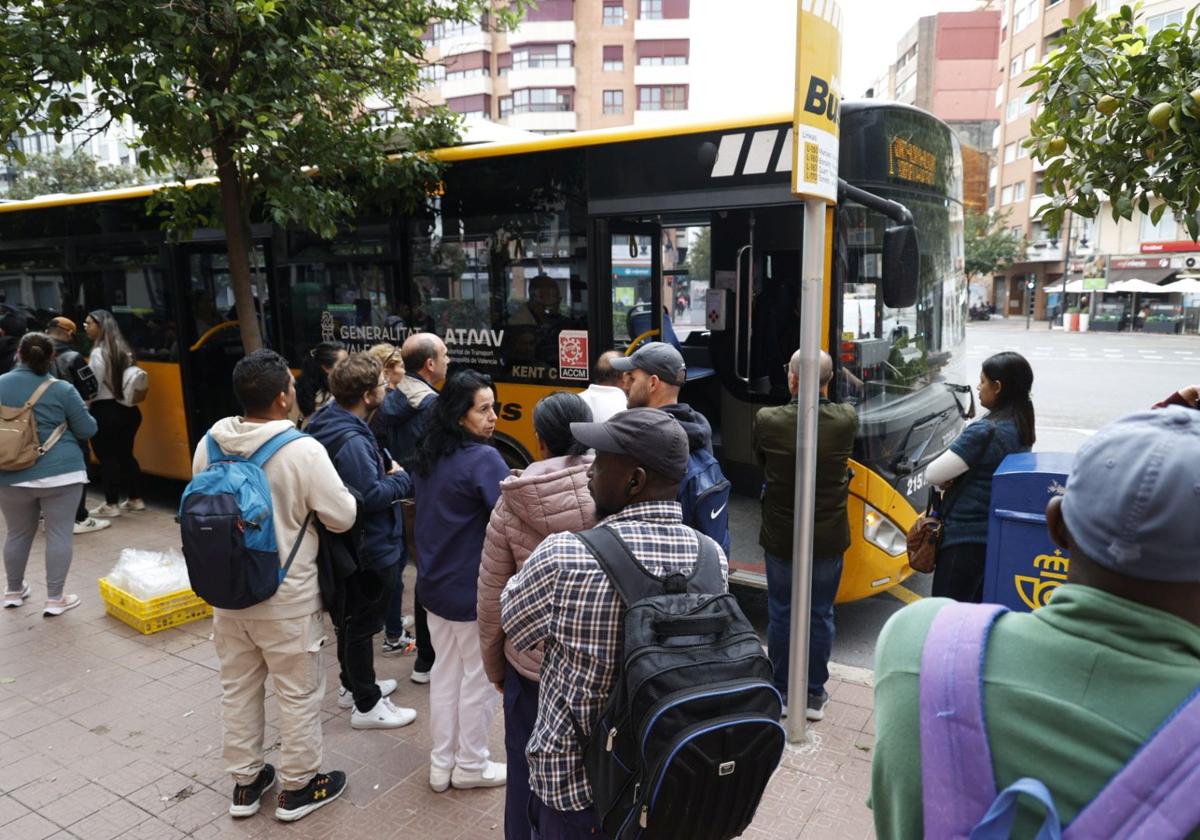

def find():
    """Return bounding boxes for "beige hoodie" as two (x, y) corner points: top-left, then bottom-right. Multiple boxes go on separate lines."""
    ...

(192, 417), (357, 621)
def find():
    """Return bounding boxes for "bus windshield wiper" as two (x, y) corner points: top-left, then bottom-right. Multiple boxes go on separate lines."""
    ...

(944, 383), (975, 420)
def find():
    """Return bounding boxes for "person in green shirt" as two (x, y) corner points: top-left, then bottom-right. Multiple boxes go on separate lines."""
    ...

(753, 349), (857, 720)
(871, 408), (1200, 839)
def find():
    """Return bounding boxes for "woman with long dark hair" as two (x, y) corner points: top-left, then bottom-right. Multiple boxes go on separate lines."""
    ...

(924, 351), (1036, 602)
(413, 370), (510, 793)
(478, 392), (596, 840)
(83, 310), (143, 518)
(296, 341), (347, 425)
(0, 333), (97, 615)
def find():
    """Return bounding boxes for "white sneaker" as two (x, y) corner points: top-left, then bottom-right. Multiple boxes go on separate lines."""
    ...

(89, 504), (121, 518)
(402, 613), (414, 630)
(3, 581), (31, 608)
(451, 761), (507, 789)
(351, 697), (417, 730)
(338, 679), (397, 709)
(73, 517), (112, 535)
(429, 765), (452, 793)
(410, 664), (431, 684)
(43, 594), (80, 616)
(118, 498), (146, 512)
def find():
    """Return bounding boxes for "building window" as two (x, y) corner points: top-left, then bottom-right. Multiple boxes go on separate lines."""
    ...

(603, 0), (625, 26)
(1001, 185), (1014, 205)
(524, 0), (574, 22)
(1013, 0), (1038, 33)
(446, 67), (488, 82)
(512, 43), (573, 70)
(1010, 56), (1022, 78)
(419, 64), (447, 85)
(603, 89), (624, 114)
(1013, 181), (1026, 202)
(497, 52), (512, 76)
(1004, 142), (1017, 163)
(995, 83), (1004, 107)
(603, 45), (624, 71)
(499, 96), (512, 118)
(637, 39), (689, 65)
(639, 0), (663, 19)
(1022, 45), (1037, 70)
(1147, 9), (1184, 34)
(510, 87), (574, 114)
(1140, 207), (1177, 241)
(896, 74), (915, 98)
(637, 84), (687, 110)
(424, 18), (484, 46)
(896, 43), (917, 69)
(1006, 97), (1020, 123)
(446, 94), (492, 119)
(1034, 173), (1045, 195)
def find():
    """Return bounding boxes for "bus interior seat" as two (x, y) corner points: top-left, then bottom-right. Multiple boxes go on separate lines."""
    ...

(627, 306), (715, 382)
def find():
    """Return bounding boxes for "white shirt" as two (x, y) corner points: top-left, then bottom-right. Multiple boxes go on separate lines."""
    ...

(577, 384), (628, 424)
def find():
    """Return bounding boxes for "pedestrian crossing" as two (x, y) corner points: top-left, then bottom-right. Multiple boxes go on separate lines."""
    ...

(967, 344), (1200, 365)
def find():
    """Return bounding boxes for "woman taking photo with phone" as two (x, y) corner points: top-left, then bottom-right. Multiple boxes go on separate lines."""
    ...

(923, 351), (1036, 602)
(84, 310), (144, 518)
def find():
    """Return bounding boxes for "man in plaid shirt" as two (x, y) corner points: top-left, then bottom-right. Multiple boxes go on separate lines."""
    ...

(502, 408), (728, 838)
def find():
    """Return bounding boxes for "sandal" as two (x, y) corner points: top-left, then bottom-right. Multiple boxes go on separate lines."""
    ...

(43, 594), (80, 616)
(3, 581), (31, 608)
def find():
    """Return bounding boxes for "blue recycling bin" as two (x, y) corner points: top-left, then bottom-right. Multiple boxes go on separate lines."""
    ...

(983, 452), (1074, 613)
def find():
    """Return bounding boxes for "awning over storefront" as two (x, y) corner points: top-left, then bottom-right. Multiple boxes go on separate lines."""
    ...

(1106, 265), (1176, 286)
(1109, 278), (1175, 294)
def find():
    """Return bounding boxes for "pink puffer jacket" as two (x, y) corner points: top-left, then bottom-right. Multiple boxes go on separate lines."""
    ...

(478, 453), (596, 683)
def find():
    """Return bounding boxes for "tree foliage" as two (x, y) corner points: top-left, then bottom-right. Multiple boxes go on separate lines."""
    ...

(964, 209), (1022, 278)
(5, 152), (147, 200)
(0, 0), (528, 351)
(1024, 4), (1200, 240)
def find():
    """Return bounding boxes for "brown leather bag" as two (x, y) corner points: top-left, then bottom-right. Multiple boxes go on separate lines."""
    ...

(906, 506), (944, 574)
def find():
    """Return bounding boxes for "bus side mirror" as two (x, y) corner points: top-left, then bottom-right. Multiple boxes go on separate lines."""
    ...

(882, 224), (920, 309)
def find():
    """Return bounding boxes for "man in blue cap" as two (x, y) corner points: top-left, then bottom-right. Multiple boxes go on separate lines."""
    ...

(871, 407), (1200, 838)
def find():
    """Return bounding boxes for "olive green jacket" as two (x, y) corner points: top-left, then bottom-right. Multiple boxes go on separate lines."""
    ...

(753, 396), (858, 559)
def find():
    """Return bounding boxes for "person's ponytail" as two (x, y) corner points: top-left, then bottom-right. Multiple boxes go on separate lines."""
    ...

(17, 332), (54, 376)
(982, 351), (1036, 447)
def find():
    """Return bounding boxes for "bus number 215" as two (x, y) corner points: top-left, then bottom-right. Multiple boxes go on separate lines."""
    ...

(905, 471), (927, 497)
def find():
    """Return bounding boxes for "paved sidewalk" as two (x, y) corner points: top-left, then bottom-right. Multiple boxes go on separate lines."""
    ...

(0, 502), (877, 839)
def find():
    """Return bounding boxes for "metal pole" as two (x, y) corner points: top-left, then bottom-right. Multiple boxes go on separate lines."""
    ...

(786, 200), (825, 743)
(1054, 211), (1071, 330)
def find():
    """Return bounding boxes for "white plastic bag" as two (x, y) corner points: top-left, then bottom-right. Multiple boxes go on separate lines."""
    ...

(106, 548), (192, 600)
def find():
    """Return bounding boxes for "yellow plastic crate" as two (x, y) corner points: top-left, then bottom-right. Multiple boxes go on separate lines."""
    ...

(98, 577), (212, 635)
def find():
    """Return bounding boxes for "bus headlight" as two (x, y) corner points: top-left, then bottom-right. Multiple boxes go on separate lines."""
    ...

(863, 505), (906, 556)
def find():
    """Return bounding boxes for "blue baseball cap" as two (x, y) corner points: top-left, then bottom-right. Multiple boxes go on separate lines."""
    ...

(1061, 407), (1200, 583)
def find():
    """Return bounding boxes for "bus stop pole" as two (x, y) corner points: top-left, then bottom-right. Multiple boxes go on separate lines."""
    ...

(785, 199), (827, 743)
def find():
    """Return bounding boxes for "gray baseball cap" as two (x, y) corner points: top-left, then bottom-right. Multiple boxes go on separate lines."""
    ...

(570, 408), (689, 482)
(1061, 407), (1200, 583)
(610, 343), (687, 387)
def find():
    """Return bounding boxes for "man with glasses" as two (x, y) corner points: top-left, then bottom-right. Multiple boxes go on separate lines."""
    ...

(308, 353), (417, 730)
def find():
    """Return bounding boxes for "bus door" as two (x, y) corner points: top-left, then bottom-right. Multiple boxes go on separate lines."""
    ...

(179, 242), (272, 443)
(592, 219), (662, 356)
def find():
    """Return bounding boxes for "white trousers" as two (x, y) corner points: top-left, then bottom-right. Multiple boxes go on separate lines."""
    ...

(427, 613), (499, 773)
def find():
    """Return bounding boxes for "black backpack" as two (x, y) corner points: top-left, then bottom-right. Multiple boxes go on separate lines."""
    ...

(576, 526), (785, 840)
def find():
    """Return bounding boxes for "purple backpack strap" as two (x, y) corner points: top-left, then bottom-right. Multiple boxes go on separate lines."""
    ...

(919, 602), (1008, 839)
(1065, 686), (1200, 839)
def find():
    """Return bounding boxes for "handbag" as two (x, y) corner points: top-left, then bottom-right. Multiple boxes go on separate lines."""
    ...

(905, 423), (995, 574)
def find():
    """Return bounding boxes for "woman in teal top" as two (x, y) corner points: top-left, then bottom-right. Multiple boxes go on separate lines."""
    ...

(0, 333), (98, 616)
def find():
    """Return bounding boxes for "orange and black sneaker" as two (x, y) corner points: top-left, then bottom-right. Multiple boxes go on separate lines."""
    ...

(229, 764), (275, 818)
(274, 770), (347, 822)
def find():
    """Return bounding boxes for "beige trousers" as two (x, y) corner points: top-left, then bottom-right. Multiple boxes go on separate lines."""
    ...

(212, 610), (327, 790)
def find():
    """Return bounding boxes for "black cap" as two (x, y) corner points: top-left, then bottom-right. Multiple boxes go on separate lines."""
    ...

(609, 343), (687, 386)
(570, 408), (689, 482)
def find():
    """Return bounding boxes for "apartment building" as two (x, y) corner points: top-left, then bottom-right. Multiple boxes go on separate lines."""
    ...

(864, 10), (1002, 212)
(989, 0), (1196, 319)
(417, 0), (693, 134)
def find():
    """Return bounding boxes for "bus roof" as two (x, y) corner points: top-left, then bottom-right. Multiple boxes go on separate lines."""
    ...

(0, 111), (796, 214)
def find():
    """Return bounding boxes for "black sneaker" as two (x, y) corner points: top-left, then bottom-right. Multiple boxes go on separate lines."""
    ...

(806, 689), (830, 722)
(229, 764), (276, 818)
(274, 771), (347, 822)
(381, 631), (416, 656)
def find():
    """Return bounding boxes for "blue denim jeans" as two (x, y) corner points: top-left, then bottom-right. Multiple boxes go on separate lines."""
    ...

(763, 551), (844, 702)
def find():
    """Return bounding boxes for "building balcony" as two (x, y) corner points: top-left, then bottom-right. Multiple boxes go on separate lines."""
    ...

(505, 66), (576, 91)
(507, 21), (576, 48)
(432, 32), (492, 59)
(634, 18), (691, 40)
(1024, 239), (1063, 262)
(441, 74), (494, 100)
(506, 110), (577, 132)
(633, 64), (690, 87)
(1028, 193), (1053, 217)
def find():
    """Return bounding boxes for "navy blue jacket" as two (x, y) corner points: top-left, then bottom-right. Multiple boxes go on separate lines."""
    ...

(374, 374), (438, 469)
(941, 414), (1028, 548)
(307, 402), (412, 569)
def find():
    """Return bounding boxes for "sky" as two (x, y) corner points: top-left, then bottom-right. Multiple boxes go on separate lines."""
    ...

(689, 0), (987, 118)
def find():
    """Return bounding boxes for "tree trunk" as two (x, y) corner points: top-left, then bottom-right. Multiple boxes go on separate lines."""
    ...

(213, 138), (264, 354)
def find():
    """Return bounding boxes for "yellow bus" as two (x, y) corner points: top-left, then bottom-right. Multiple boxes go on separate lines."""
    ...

(0, 100), (969, 602)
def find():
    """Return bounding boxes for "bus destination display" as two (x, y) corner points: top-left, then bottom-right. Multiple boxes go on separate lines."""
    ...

(888, 137), (937, 187)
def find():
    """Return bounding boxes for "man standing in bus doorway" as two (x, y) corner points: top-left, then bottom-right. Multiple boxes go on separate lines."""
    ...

(614, 343), (732, 559)
(46, 317), (109, 535)
(375, 331), (449, 683)
(577, 350), (629, 424)
(754, 350), (857, 721)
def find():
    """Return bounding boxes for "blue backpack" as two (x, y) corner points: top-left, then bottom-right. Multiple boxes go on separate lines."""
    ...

(179, 429), (313, 610)
(678, 448), (732, 560)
